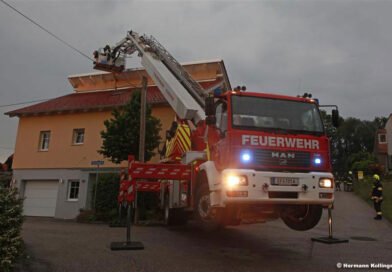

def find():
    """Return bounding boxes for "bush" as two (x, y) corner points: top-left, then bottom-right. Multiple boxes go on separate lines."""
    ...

(0, 173), (11, 189)
(369, 163), (385, 175)
(91, 173), (120, 221)
(76, 209), (104, 223)
(349, 152), (378, 175)
(0, 188), (24, 272)
(136, 192), (161, 221)
(88, 172), (161, 223)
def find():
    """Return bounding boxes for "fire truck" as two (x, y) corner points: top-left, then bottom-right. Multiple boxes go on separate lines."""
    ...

(93, 31), (339, 231)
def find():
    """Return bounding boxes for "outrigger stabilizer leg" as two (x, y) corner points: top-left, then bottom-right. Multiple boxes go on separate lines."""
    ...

(311, 206), (349, 244)
(110, 204), (144, 250)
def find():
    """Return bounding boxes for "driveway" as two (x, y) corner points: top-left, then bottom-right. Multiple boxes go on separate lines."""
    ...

(17, 192), (392, 272)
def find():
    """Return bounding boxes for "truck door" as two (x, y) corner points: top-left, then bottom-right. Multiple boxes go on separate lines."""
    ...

(211, 102), (229, 169)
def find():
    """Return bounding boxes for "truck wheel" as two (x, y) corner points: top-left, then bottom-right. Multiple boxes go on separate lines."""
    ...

(164, 193), (188, 226)
(194, 178), (221, 231)
(281, 205), (322, 231)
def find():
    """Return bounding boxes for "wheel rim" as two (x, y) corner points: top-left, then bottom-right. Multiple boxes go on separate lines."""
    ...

(198, 194), (211, 221)
(287, 205), (310, 222)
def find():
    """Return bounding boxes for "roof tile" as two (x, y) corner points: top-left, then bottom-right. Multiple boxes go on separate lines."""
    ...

(6, 80), (221, 117)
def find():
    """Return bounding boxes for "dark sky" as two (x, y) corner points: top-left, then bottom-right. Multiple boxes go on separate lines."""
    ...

(1, 0), (391, 161)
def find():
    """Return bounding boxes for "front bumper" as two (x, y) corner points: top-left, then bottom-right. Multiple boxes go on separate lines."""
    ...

(213, 169), (334, 206)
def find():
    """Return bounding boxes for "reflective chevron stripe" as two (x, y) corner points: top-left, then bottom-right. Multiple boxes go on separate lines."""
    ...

(164, 123), (191, 161)
(117, 167), (127, 202)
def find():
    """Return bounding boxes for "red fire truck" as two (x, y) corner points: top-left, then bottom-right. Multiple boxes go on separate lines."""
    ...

(94, 31), (339, 231)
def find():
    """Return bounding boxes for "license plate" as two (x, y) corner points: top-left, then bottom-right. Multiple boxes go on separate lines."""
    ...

(270, 177), (299, 186)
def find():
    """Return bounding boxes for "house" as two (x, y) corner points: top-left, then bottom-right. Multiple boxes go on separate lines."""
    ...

(373, 129), (388, 173)
(6, 59), (231, 219)
(384, 114), (392, 172)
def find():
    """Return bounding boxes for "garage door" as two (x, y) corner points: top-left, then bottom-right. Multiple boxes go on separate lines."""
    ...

(24, 180), (59, 217)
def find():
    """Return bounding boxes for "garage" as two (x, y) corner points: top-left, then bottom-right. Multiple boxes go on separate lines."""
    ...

(23, 180), (59, 217)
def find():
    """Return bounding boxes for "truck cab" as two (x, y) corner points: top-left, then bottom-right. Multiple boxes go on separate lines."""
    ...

(196, 91), (335, 230)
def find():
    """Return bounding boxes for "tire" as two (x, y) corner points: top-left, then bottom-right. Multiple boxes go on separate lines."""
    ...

(194, 174), (222, 231)
(164, 193), (188, 226)
(281, 205), (323, 231)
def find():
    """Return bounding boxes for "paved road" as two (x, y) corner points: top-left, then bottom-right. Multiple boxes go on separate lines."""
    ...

(17, 192), (392, 272)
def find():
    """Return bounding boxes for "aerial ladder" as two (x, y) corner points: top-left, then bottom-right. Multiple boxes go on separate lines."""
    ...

(94, 30), (215, 225)
(94, 31), (210, 125)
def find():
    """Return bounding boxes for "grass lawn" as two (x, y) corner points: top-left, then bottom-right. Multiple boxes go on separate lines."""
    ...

(353, 177), (392, 222)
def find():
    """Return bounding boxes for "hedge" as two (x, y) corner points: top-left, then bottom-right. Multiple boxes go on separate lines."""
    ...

(0, 188), (24, 272)
(79, 172), (160, 223)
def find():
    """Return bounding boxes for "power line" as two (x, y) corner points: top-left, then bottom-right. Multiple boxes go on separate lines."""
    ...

(0, 0), (94, 62)
(0, 98), (52, 108)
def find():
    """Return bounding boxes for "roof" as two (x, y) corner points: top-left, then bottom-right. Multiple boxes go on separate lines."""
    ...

(5, 80), (221, 117)
(68, 59), (224, 78)
(68, 59), (231, 93)
(7, 59), (231, 117)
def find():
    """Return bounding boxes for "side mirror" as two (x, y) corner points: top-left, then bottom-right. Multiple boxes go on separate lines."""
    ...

(332, 109), (339, 127)
(205, 97), (215, 116)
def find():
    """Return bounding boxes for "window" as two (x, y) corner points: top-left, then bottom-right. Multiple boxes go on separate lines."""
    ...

(39, 131), (51, 151)
(67, 180), (80, 201)
(231, 95), (324, 135)
(379, 134), (386, 143)
(215, 102), (227, 132)
(73, 128), (85, 145)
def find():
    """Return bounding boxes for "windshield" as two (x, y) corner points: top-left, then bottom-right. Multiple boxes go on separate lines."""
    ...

(231, 95), (324, 134)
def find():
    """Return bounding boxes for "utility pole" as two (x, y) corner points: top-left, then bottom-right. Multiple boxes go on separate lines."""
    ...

(91, 160), (104, 211)
(134, 76), (147, 224)
(93, 164), (99, 211)
(139, 76), (147, 163)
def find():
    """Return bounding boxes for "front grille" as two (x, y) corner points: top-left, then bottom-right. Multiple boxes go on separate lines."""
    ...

(253, 149), (311, 168)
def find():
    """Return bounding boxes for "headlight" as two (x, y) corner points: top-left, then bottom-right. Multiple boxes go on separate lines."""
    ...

(226, 175), (248, 187)
(319, 178), (333, 188)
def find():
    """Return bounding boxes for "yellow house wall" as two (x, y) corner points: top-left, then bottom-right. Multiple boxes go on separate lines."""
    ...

(12, 105), (175, 169)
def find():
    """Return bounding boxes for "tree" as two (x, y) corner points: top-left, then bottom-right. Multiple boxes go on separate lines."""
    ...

(4, 155), (12, 171)
(320, 110), (343, 172)
(373, 116), (388, 129)
(320, 112), (387, 175)
(99, 90), (162, 163)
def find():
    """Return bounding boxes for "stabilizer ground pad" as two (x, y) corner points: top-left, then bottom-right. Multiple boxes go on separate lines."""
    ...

(311, 237), (349, 244)
(110, 241), (144, 250)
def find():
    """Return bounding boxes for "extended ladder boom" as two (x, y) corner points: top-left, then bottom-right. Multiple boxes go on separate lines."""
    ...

(94, 31), (206, 124)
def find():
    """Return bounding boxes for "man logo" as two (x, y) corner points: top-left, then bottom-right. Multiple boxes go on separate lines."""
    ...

(271, 152), (295, 159)
(279, 158), (288, 165)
